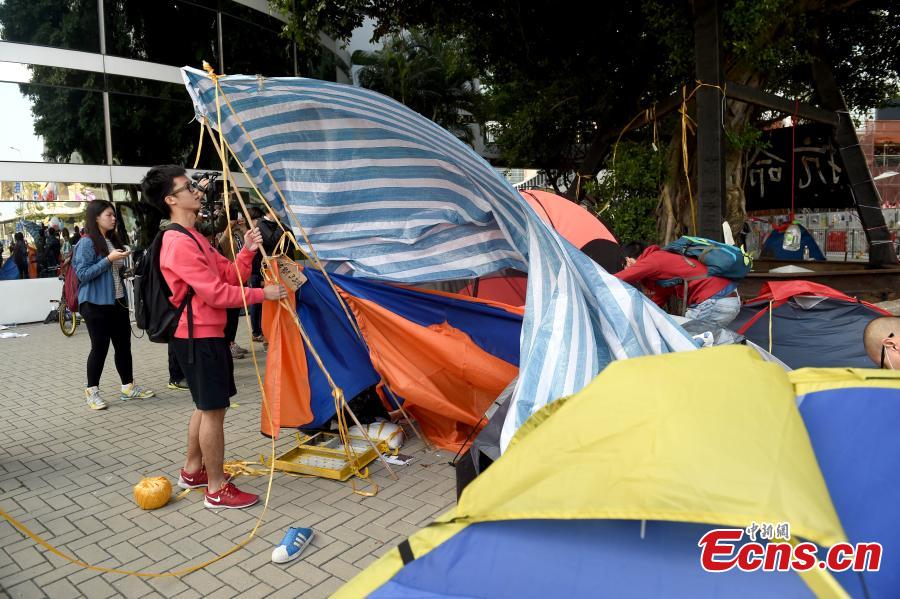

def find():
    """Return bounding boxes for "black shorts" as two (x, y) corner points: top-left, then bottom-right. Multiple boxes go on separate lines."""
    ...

(171, 337), (236, 411)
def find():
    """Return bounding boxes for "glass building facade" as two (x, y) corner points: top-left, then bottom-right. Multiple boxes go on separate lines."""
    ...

(0, 0), (347, 249)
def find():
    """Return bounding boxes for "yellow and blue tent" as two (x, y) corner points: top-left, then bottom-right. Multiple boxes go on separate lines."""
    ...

(336, 346), (900, 598)
(792, 367), (900, 597)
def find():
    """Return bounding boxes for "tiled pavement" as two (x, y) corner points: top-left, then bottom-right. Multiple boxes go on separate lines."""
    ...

(0, 319), (457, 598)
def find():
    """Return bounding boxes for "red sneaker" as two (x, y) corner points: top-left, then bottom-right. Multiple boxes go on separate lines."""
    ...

(177, 466), (232, 489)
(204, 482), (259, 509)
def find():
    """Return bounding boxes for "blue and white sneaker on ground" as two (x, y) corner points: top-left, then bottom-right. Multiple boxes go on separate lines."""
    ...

(272, 527), (315, 564)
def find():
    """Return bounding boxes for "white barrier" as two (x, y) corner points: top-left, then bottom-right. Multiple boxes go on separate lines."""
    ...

(0, 278), (63, 325)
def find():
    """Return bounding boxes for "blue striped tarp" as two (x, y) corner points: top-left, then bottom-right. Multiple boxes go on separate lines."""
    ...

(182, 67), (696, 449)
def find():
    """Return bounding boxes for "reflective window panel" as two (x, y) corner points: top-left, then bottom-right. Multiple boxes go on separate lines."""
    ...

(104, 0), (219, 70)
(221, 13), (293, 77)
(0, 80), (106, 164)
(0, 0), (101, 53)
(108, 92), (220, 168)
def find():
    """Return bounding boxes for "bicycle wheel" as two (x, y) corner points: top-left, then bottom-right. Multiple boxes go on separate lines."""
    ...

(59, 290), (78, 337)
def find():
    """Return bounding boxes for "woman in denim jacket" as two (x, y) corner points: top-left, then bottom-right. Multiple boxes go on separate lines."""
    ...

(74, 200), (155, 410)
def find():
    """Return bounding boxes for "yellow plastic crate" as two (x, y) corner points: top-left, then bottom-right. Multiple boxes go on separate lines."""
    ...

(267, 432), (385, 481)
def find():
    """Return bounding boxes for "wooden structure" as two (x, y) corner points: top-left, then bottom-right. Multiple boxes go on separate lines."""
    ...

(739, 260), (900, 303)
(691, 0), (896, 264)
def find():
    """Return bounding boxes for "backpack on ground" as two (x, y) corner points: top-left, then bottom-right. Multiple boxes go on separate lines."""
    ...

(134, 224), (203, 343)
(662, 236), (752, 281)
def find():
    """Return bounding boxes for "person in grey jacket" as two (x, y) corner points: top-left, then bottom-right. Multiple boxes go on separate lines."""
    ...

(74, 200), (155, 410)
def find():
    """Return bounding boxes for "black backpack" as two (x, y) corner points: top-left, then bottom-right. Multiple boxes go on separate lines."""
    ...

(134, 224), (203, 344)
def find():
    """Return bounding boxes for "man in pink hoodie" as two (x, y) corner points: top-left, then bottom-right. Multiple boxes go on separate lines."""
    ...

(141, 165), (287, 509)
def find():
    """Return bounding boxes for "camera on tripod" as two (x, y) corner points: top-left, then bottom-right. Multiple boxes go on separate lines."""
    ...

(191, 172), (224, 219)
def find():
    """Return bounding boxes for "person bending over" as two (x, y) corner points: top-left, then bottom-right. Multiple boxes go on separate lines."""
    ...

(615, 242), (740, 330)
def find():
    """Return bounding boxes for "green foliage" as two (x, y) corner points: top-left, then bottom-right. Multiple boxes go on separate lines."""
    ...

(302, 45), (350, 82)
(484, 86), (595, 171)
(0, 0), (99, 52)
(723, 0), (807, 72)
(644, 0), (806, 80)
(274, 2), (678, 172)
(351, 30), (480, 142)
(435, 2), (677, 171)
(276, 1), (900, 183)
(587, 141), (665, 243)
(641, 0), (693, 81)
(645, 0), (900, 112)
(0, 0), (105, 163)
(20, 73), (107, 164)
(0, 0), (210, 165)
(0, 0), (345, 168)
(269, 0), (369, 52)
(820, 3), (900, 110)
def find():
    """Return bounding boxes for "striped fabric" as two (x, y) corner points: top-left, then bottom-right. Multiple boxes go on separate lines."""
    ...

(182, 67), (696, 450)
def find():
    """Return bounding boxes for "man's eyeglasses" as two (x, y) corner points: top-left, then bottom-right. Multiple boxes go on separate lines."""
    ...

(169, 180), (199, 197)
(882, 332), (896, 369)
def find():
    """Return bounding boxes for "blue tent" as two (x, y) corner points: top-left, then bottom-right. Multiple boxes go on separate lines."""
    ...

(731, 281), (889, 368)
(795, 374), (900, 597)
(763, 224), (826, 261)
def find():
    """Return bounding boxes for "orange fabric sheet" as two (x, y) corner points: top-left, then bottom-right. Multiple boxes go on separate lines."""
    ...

(260, 266), (311, 437)
(341, 293), (518, 451)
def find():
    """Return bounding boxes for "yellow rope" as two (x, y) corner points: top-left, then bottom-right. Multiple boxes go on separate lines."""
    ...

(607, 80), (729, 236)
(192, 119), (204, 169)
(610, 106), (657, 205)
(206, 120), (304, 259)
(201, 78), (430, 452)
(197, 119), (387, 485)
(204, 84), (427, 454)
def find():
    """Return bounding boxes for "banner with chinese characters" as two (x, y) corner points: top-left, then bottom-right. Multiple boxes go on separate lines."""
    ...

(744, 124), (853, 211)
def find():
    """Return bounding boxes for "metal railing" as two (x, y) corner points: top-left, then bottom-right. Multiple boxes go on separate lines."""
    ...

(513, 171), (579, 191)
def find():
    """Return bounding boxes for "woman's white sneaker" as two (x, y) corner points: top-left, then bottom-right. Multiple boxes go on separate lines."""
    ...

(85, 387), (107, 410)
